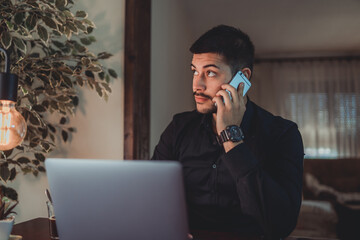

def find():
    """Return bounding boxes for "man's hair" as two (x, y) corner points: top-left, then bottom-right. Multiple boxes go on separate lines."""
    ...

(190, 25), (255, 76)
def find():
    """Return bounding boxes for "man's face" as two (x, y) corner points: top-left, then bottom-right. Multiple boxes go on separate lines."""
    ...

(191, 53), (233, 114)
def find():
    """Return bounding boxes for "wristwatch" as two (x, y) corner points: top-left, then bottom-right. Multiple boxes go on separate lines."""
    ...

(218, 125), (244, 145)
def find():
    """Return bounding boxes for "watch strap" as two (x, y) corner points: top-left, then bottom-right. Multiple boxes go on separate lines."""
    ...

(218, 125), (244, 145)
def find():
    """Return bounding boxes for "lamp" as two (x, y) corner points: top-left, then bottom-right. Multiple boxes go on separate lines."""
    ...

(0, 48), (26, 151)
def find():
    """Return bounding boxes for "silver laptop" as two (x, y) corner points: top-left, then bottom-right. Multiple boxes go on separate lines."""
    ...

(45, 158), (189, 240)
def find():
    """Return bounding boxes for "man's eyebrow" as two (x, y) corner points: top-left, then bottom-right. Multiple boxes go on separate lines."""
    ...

(190, 64), (220, 69)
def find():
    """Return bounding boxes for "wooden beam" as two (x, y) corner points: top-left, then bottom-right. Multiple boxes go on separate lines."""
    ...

(124, 0), (151, 160)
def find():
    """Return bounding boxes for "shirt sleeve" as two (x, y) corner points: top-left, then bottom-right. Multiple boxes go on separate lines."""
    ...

(151, 120), (176, 160)
(222, 124), (304, 239)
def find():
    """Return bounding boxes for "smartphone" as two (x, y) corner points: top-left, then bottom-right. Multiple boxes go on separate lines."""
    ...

(226, 71), (251, 100)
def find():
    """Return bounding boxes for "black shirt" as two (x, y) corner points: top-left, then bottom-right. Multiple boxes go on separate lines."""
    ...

(152, 100), (304, 239)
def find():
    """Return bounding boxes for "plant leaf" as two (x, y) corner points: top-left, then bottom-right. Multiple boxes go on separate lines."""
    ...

(1, 31), (12, 49)
(63, 10), (73, 18)
(0, 164), (10, 182)
(3, 201), (18, 218)
(13, 37), (27, 53)
(97, 52), (113, 59)
(37, 25), (49, 42)
(3, 149), (13, 158)
(101, 82), (112, 93)
(87, 26), (94, 34)
(80, 37), (91, 45)
(58, 65), (73, 74)
(87, 66), (102, 72)
(32, 105), (47, 112)
(108, 69), (117, 78)
(62, 75), (73, 87)
(29, 112), (40, 125)
(32, 160), (40, 166)
(95, 83), (103, 97)
(42, 16), (57, 30)
(17, 157), (30, 164)
(60, 117), (67, 124)
(61, 130), (68, 142)
(56, 94), (71, 102)
(81, 57), (90, 66)
(55, 0), (67, 8)
(35, 153), (46, 162)
(14, 12), (25, 25)
(98, 72), (105, 80)
(83, 19), (95, 27)
(74, 20), (87, 32)
(48, 124), (56, 133)
(76, 76), (84, 86)
(25, 13), (37, 31)
(66, 21), (78, 33)
(9, 168), (17, 181)
(88, 36), (96, 42)
(75, 11), (88, 18)
(38, 166), (46, 172)
(40, 142), (51, 152)
(52, 40), (64, 49)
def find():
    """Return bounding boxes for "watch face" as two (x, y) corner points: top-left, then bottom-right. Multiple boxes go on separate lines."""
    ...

(227, 126), (243, 141)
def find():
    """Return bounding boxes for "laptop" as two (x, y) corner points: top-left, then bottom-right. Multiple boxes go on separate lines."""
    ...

(45, 158), (189, 240)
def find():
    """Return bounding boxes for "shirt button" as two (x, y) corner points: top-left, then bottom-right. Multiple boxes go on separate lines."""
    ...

(212, 164), (216, 169)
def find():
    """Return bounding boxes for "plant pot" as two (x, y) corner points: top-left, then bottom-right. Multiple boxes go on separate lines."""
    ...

(0, 216), (15, 240)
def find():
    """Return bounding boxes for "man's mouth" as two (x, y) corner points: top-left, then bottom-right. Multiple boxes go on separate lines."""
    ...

(193, 92), (211, 98)
(193, 92), (212, 103)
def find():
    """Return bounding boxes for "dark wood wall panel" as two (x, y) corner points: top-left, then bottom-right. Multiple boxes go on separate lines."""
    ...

(124, 0), (151, 160)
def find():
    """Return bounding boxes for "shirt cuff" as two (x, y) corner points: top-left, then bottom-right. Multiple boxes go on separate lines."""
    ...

(222, 143), (258, 179)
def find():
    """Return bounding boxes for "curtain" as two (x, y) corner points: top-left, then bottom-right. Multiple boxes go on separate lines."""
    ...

(250, 58), (360, 158)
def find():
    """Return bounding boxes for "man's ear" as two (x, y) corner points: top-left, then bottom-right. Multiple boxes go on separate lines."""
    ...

(242, 68), (252, 80)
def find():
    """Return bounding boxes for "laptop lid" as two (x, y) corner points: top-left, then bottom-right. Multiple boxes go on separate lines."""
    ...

(45, 158), (189, 240)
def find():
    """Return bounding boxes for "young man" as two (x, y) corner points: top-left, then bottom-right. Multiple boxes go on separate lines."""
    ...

(152, 25), (304, 239)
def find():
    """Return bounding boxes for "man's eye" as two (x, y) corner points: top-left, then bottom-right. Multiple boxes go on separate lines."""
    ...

(207, 71), (216, 77)
(192, 70), (199, 76)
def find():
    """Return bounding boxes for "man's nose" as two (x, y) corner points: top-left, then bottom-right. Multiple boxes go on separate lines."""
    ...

(193, 74), (206, 91)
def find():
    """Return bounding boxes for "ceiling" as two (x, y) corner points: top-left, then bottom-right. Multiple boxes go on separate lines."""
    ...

(182, 0), (360, 58)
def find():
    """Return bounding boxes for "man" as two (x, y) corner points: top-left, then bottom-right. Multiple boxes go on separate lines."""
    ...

(152, 25), (304, 239)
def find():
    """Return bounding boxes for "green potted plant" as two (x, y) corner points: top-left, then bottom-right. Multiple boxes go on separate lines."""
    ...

(0, 185), (18, 240)
(0, 0), (117, 198)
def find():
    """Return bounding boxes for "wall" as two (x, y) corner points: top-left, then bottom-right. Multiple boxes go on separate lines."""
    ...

(150, 0), (195, 154)
(7, 0), (125, 223)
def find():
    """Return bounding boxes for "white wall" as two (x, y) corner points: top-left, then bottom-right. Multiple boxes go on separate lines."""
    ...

(7, 0), (125, 223)
(150, 0), (195, 154)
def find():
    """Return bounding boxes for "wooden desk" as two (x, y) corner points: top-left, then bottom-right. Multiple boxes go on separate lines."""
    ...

(11, 218), (262, 240)
(11, 218), (327, 240)
(12, 218), (50, 240)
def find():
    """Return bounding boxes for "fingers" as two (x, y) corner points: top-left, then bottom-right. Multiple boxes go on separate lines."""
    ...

(212, 95), (224, 110)
(218, 83), (245, 106)
(238, 82), (245, 97)
(216, 89), (232, 107)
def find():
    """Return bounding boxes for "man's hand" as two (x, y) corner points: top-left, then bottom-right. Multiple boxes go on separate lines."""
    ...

(212, 82), (247, 135)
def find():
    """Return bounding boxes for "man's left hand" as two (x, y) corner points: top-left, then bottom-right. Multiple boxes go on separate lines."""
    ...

(212, 82), (247, 135)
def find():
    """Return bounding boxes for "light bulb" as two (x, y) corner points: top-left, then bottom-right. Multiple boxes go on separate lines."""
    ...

(0, 100), (26, 151)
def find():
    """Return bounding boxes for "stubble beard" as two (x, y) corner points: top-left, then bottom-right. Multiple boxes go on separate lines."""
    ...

(193, 91), (217, 114)
(196, 103), (217, 114)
